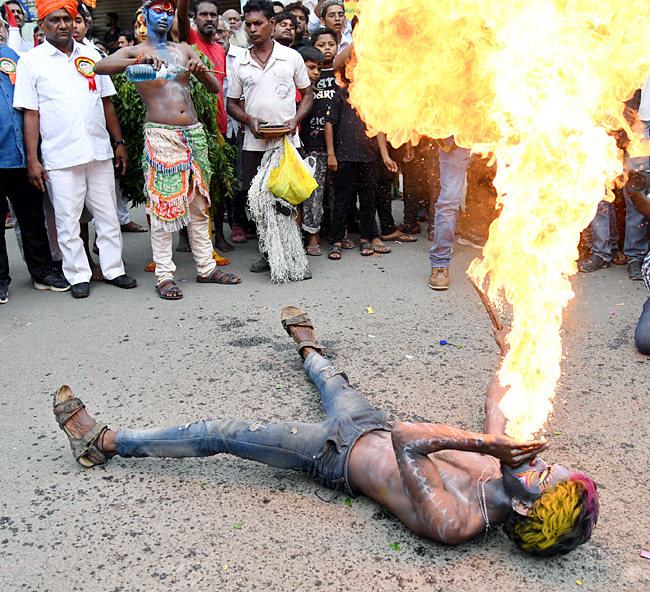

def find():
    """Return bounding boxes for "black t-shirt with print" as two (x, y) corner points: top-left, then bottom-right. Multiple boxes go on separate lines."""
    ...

(325, 85), (378, 163)
(300, 67), (337, 152)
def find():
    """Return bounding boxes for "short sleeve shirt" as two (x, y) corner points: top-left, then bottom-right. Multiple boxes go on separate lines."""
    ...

(13, 40), (116, 171)
(227, 41), (310, 151)
(325, 86), (378, 162)
(186, 29), (227, 135)
(300, 67), (337, 152)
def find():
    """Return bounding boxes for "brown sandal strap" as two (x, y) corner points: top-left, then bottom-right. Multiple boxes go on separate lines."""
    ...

(54, 398), (85, 429)
(281, 313), (313, 335)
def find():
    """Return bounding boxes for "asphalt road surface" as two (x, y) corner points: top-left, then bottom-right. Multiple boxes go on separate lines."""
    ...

(1, 208), (649, 591)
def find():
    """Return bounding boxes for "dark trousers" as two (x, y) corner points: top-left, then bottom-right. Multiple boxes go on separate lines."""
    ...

(375, 164), (397, 236)
(0, 168), (53, 284)
(231, 150), (264, 229)
(332, 161), (379, 242)
(391, 140), (440, 226)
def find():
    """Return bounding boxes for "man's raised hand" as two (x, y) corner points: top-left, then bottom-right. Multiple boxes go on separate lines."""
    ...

(487, 434), (549, 467)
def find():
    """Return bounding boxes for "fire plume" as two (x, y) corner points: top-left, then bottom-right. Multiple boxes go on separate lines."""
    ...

(349, 0), (650, 440)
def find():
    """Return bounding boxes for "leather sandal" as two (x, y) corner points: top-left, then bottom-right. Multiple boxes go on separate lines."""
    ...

(53, 386), (111, 468)
(280, 306), (325, 354)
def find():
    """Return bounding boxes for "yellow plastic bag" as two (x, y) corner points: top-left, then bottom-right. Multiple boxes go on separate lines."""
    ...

(267, 136), (318, 205)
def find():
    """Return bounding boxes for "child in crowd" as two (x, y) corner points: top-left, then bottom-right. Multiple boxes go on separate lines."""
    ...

(298, 45), (327, 256)
(324, 48), (390, 259)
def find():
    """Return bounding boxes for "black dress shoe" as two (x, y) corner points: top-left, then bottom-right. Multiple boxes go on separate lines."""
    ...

(250, 256), (271, 273)
(71, 282), (90, 298)
(105, 274), (137, 289)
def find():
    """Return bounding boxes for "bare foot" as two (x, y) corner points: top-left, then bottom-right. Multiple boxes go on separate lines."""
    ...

(90, 262), (104, 282)
(214, 237), (234, 253)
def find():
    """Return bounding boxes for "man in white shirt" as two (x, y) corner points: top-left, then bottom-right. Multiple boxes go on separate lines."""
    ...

(1, 1), (33, 54)
(226, 0), (313, 271)
(13, 0), (136, 298)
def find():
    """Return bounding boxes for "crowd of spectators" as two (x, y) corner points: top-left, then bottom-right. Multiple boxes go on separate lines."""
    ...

(0, 0), (648, 353)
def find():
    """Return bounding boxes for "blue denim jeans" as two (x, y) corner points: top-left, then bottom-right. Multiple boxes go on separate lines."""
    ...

(429, 146), (471, 268)
(624, 122), (650, 262)
(115, 353), (390, 496)
(590, 199), (620, 261)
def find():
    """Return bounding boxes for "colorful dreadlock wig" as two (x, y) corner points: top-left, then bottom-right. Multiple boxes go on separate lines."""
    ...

(503, 474), (599, 556)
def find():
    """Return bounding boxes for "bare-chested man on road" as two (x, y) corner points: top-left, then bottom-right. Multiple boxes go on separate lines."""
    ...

(54, 306), (599, 556)
(94, 0), (240, 300)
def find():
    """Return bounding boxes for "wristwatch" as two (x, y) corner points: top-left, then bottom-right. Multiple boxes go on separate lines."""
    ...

(114, 140), (125, 146)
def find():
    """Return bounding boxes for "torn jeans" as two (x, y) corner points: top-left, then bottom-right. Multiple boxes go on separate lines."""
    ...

(115, 353), (390, 496)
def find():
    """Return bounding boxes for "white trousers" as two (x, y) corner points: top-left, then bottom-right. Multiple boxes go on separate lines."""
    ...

(150, 194), (216, 283)
(47, 159), (125, 285)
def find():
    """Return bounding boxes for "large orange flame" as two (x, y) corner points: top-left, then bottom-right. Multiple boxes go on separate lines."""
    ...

(349, 0), (650, 440)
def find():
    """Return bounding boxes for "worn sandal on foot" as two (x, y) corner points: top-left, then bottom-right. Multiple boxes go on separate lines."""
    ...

(328, 246), (342, 260)
(156, 279), (183, 299)
(53, 386), (111, 467)
(197, 268), (241, 284)
(360, 241), (374, 256)
(280, 306), (325, 354)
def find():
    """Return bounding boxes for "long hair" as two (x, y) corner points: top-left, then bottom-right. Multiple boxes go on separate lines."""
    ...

(503, 474), (599, 556)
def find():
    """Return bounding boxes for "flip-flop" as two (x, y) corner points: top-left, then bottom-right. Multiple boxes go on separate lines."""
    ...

(156, 279), (183, 299)
(306, 245), (322, 256)
(372, 243), (392, 254)
(53, 386), (110, 468)
(341, 237), (356, 249)
(381, 231), (417, 242)
(280, 306), (324, 354)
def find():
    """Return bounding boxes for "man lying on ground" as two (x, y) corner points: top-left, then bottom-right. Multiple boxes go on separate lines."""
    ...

(54, 306), (599, 556)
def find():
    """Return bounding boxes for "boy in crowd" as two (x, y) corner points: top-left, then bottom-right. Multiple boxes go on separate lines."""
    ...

(297, 45), (325, 256)
(324, 49), (390, 260)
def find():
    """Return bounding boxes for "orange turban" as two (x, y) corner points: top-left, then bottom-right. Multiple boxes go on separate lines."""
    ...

(35, 0), (78, 19)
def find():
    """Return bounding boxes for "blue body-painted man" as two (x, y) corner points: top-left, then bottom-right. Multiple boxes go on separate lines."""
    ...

(95, 0), (241, 298)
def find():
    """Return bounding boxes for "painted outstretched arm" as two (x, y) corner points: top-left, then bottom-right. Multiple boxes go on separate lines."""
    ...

(185, 47), (220, 94)
(94, 46), (159, 75)
(483, 326), (510, 435)
(391, 421), (547, 542)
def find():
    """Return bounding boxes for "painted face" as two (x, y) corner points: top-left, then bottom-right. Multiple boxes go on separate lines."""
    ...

(149, 2), (176, 17)
(510, 459), (572, 496)
(145, 3), (175, 36)
(135, 10), (147, 42)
